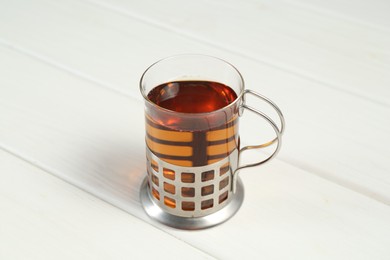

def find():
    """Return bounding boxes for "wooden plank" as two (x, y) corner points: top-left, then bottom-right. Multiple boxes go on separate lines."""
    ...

(0, 0), (389, 202)
(287, 0), (390, 29)
(1, 45), (390, 259)
(0, 150), (214, 260)
(85, 0), (390, 106)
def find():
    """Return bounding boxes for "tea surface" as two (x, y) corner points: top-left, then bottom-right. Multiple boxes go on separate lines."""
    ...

(147, 81), (237, 113)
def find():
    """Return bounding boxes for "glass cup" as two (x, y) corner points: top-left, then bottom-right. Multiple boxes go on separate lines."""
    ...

(139, 54), (284, 229)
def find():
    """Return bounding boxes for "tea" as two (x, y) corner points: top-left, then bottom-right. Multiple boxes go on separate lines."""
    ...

(146, 80), (239, 167)
(147, 81), (237, 113)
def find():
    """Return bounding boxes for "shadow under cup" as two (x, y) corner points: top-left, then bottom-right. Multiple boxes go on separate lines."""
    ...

(139, 54), (282, 230)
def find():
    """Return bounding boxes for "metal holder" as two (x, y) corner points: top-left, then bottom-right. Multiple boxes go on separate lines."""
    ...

(140, 89), (285, 230)
(141, 147), (244, 229)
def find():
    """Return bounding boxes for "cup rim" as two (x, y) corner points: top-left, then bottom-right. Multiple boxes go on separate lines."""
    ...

(139, 54), (245, 116)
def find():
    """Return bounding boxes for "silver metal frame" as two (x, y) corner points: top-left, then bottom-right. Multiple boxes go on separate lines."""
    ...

(140, 177), (244, 230)
(139, 88), (284, 230)
(232, 89), (285, 192)
(144, 147), (239, 218)
(236, 89), (285, 171)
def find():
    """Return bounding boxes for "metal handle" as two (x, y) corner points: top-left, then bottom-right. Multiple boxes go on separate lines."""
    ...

(232, 89), (285, 192)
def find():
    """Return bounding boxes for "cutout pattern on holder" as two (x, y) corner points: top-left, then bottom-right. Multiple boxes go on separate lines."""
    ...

(146, 147), (237, 217)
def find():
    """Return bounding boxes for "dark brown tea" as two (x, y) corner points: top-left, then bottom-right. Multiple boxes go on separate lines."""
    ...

(147, 81), (237, 113)
(146, 81), (239, 167)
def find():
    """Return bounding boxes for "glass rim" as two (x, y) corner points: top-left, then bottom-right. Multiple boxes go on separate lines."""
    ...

(139, 54), (245, 116)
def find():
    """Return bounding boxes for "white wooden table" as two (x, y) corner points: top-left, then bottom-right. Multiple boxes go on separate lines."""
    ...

(1, 0), (390, 259)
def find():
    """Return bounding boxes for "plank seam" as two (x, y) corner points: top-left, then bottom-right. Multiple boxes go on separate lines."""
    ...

(83, 0), (389, 108)
(0, 38), (139, 102)
(0, 144), (217, 259)
(281, 156), (390, 206)
(284, 0), (390, 33)
(1, 38), (389, 206)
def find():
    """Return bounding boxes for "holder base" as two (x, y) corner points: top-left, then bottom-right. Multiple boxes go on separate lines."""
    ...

(140, 177), (244, 230)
